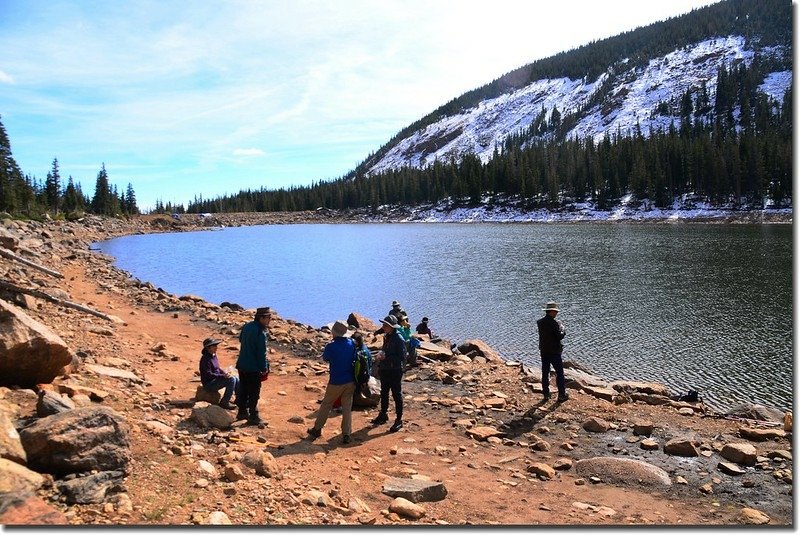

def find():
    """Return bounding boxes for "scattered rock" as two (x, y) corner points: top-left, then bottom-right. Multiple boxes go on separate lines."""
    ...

(0, 493), (67, 525)
(739, 427), (786, 442)
(526, 463), (556, 480)
(381, 477), (447, 502)
(663, 436), (699, 457)
(388, 497), (426, 520)
(300, 490), (330, 507)
(465, 426), (503, 441)
(720, 443), (757, 466)
(574, 457), (672, 487)
(36, 389), (76, 417)
(191, 403), (235, 429)
(241, 450), (280, 478)
(552, 458), (573, 471)
(740, 507), (770, 524)
(204, 511), (232, 525)
(717, 461), (747, 476)
(640, 438), (659, 451)
(56, 470), (125, 504)
(0, 410), (25, 464)
(632, 421), (654, 436)
(583, 417), (611, 433)
(224, 465), (245, 482)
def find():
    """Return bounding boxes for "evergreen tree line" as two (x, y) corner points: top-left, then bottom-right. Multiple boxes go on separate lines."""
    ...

(187, 62), (792, 214)
(0, 117), (139, 218)
(353, 0), (791, 179)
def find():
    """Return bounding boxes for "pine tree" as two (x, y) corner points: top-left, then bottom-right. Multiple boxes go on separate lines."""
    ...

(44, 158), (61, 215)
(91, 164), (112, 215)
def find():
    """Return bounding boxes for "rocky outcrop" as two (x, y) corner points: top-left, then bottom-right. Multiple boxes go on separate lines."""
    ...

(610, 381), (671, 397)
(0, 299), (73, 387)
(726, 403), (785, 424)
(457, 340), (502, 362)
(575, 457), (672, 487)
(19, 406), (131, 476)
(347, 312), (379, 332)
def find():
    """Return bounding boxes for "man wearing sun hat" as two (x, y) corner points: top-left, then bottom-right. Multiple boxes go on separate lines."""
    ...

(536, 301), (569, 402)
(199, 337), (239, 410)
(236, 306), (272, 425)
(371, 314), (408, 432)
(307, 320), (358, 444)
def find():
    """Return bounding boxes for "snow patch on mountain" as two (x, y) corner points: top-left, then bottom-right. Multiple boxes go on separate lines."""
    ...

(367, 35), (790, 176)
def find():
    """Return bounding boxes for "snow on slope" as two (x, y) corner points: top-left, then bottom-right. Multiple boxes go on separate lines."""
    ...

(367, 36), (790, 175)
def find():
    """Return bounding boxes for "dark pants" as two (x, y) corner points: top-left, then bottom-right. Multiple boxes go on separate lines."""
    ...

(379, 367), (404, 421)
(204, 376), (240, 404)
(237, 371), (262, 416)
(541, 353), (566, 397)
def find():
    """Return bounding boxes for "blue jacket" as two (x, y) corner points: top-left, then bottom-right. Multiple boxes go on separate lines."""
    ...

(323, 337), (357, 385)
(236, 320), (269, 373)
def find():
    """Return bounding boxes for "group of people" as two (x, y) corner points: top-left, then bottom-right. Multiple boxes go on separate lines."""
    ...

(198, 298), (570, 443)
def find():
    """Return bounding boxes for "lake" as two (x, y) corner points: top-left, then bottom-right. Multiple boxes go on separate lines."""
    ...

(97, 222), (793, 412)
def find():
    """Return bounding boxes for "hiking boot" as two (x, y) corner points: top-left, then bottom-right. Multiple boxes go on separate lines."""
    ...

(235, 410), (248, 421)
(557, 394), (570, 402)
(342, 434), (351, 444)
(389, 420), (403, 433)
(248, 413), (264, 425)
(371, 413), (388, 425)
(219, 401), (237, 410)
(307, 427), (321, 439)
(542, 393), (551, 401)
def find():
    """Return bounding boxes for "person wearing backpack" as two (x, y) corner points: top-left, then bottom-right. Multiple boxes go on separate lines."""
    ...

(307, 321), (358, 444)
(372, 315), (407, 432)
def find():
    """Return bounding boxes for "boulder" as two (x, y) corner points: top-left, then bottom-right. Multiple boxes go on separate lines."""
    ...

(381, 477), (447, 503)
(609, 380), (670, 396)
(36, 389), (76, 417)
(0, 228), (19, 250)
(191, 403), (234, 429)
(663, 437), (699, 457)
(457, 340), (502, 362)
(0, 410), (25, 464)
(582, 417), (611, 433)
(223, 465), (245, 482)
(575, 457), (672, 487)
(632, 421), (654, 436)
(563, 369), (609, 389)
(720, 443), (757, 466)
(0, 458), (45, 495)
(55, 470), (125, 504)
(204, 511), (232, 525)
(194, 385), (221, 405)
(740, 507), (770, 525)
(19, 406), (131, 476)
(388, 497), (426, 520)
(347, 312), (379, 332)
(0, 300), (73, 387)
(242, 450), (280, 478)
(465, 426), (503, 441)
(725, 403), (784, 424)
(300, 489), (330, 507)
(0, 494), (67, 525)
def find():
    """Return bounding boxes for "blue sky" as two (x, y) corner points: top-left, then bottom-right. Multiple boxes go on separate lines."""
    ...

(0, 0), (719, 211)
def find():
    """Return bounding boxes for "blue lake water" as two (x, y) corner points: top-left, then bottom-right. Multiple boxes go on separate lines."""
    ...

(97, 222), (793, 412)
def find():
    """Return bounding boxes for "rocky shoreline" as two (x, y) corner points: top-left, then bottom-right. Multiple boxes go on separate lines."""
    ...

(0, 213), (792, 526)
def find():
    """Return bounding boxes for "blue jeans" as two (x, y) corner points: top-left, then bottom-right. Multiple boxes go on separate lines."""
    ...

(541, 353), (566, 398)
(204, 376), (239, 404)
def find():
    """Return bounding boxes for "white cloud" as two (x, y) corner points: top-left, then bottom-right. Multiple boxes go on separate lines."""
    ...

(0, 70), (14, 84)
(233, 148), (265, 157)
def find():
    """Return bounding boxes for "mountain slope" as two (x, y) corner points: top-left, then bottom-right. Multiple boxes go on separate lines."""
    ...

(361, 0), (791, 177)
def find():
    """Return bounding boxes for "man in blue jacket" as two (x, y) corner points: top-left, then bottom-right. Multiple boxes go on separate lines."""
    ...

(536, 301), (568, 402)
(236, 307), (271, 424)
(307, 320), (358, 444)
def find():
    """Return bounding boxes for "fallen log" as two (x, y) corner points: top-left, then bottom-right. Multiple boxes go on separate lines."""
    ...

(0, 247), (64, 279)
(0, 279), (121, 323)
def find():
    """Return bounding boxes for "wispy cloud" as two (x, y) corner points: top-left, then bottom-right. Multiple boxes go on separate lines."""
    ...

(0, 70), (14, 84)
(233, 148), (265, 157)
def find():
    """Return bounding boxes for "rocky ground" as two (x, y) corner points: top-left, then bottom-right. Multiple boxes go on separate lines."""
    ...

(0, 213), (792, 526)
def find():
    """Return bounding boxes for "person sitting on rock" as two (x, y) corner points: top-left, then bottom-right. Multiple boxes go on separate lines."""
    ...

(388, 300), (406, 320)
(199, 337), (239, 410)
(415, 316), (433, 337)
(307, 320), (358, 444)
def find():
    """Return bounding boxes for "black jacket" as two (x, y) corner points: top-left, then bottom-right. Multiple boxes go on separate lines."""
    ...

(537, 315), (565, 355)
(381, 330), (408, 370)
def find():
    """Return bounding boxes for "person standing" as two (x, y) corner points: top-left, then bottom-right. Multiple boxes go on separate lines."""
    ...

(199, 337), (239, 410)
(536, 301), (569, 402)
(308, 321), (358, 444)
(236, 307), (272, 424)
(372, 315), (407, 432)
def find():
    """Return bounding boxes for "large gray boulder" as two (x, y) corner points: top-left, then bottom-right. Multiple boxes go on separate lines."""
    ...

(382, 477), (447, 503)
(0, 300), (73, 387)
(725, 403), (785, 424)
(36, 390), (76, 417)
(19, 406), (131, 476)
(575, 457), (672, 487)
(191, 403), (234, 429)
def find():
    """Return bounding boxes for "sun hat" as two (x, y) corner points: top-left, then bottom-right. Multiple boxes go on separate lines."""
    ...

(421, 317), (429, 322)
(391, 301), (401, 308)
(255, 307), (272, 318)
(542, 301), (560, 312)
(332, 320), (349, 337)
(380, 315), (400, 328)
(203, 337), (222, 348)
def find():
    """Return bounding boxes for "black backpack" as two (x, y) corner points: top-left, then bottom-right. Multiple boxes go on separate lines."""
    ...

(353, 348), (370, 385)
